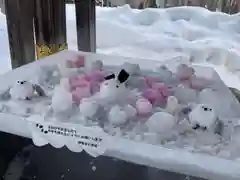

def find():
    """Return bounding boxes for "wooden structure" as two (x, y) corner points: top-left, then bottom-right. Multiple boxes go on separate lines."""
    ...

(4, 0), (96, 68)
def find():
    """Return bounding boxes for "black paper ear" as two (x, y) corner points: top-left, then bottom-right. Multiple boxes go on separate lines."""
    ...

(117, 69), (130, 83)
(105, 74), (115, 80)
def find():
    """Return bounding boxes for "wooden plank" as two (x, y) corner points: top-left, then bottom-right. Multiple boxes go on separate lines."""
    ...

(5, 0), (35, 68)
(34, 0), (67, 59)
(75, 0), (96, 52)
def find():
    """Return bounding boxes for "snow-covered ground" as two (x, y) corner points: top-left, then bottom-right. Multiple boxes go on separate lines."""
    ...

(1, 5), (240, 89)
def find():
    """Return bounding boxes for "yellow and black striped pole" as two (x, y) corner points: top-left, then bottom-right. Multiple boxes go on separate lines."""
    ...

(34, 0), (68, 59)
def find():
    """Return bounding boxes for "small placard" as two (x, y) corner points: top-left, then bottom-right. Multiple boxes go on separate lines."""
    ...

(27, 115), (113, 157)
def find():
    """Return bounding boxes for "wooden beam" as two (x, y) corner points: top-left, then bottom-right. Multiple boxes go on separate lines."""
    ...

(75, 0), (96, 52)
(34, 0), (67, 59)
(5, 0), (35, 68)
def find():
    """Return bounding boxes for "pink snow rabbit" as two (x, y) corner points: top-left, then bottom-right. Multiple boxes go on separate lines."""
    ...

(69, 75), (89, 91)
(142, 88), (163, 105)
(66, 55), (85, 68)
(142, 82), (171, 106)
(68, 75), (91, 104)
(85, 70), (106, 83)
(72, 86), (91, 104)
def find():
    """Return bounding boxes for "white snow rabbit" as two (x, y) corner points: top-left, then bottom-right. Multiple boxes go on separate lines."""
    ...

(10, 80), (46, 100)
(98, 69), (130, 103)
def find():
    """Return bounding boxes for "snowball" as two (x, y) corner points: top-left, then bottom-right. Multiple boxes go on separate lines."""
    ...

(146, 112), (175, 134)
(10, 81), (34, 100)
(108, 105), (127, 126)
(52, 85), (73, 113)
(79, 98), (99, 118)
(165, 96), (179, 114)
(189, 104), (217, 129)
(136, 98), (153, 115)
(157, 65), (173, 82)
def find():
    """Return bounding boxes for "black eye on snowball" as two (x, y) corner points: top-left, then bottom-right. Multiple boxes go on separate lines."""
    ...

(105, 74), (115, 80)
(116, 85), (119, 88)
(203, 107), (208, 111)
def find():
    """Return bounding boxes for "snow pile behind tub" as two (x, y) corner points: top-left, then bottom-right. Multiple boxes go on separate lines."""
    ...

(66, 5), (240, 90)
(1, 50), (240, 161)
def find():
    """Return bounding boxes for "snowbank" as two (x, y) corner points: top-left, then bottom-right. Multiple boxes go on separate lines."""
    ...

(1, 5), (240, 89)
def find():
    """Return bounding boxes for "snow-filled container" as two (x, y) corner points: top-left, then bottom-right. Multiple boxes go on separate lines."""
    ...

(0, 50), (240, 180)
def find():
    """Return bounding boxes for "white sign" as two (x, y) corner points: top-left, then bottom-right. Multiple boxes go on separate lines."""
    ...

(27, 115), (113, 157)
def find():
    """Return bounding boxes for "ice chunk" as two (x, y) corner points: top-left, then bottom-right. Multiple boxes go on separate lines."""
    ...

(174, 84), (197, 104)
(156, 65), (173, 82)
(123, 104), (137, 119)
(126, 76), (147, 89)
(146, 112), (175, 134)
(121, 62), (140, 75)
(79, 98), (99, 118)
(108, 105), (127, 126)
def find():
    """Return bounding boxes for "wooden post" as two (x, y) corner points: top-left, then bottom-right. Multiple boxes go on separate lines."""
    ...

(75, 0), (96, 52)
(34, 0), (67, 59)
(0, 0), (5, 14)
(5, 0), (35, 68)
